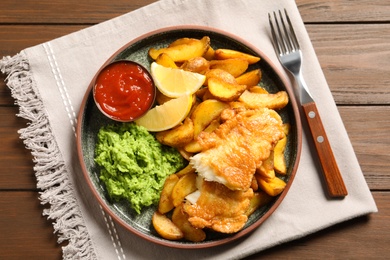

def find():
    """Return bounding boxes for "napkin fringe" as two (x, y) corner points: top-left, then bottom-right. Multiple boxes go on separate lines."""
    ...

(1, 52), (97, 260)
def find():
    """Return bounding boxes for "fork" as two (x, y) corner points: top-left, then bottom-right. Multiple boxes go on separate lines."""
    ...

(269, 9), (348, 198)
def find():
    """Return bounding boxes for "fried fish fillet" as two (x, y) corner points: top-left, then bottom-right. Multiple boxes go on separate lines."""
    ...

(190, 107), (285, 191)
(183, 179), (254, 233)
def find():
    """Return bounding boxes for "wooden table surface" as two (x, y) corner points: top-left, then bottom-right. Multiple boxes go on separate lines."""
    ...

(1, 0), (389, 259)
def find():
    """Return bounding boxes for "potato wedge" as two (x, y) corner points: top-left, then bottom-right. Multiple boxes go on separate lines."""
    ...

(202, 88), (216, 101)
(152, 212), (184, 240)
(203, 46), (215, 60)
(209, 58), (249, 77)
(168, 37), (195, 47)
(245, 191), (273, 216)
(155, 89), (173, 105)
(158, 174), (180, 214)
(205, 69), (237, 86)
(190, 99), (229, 137)
(214, 48), (260, 64)
(235, 69), (262, 87)
(155, 117), (194, 147)
(257, 176), (287, 196)
(274, 123), (290, 175)
(238, 90), (289, 110)
(172, 171), (197, 207)
(178, 148), (193, 161)
(175, 164), (196, 178)
(155, 53), (178, 69)
(256, 151), (276, 179)
(249, 86), (268, 94)
(208, 77), (247, 102)
(149, 36), (210, 62)
(184, 119), (220, 153)
(172, 204), (206, 242)
(181, 57), (209, 74)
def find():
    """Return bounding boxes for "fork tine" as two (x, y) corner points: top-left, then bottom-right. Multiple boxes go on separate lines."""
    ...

(273, 11), (288, 54)
(279, 10), (294, 52)
(284, 9), (300, 50)
(269, 9), (300, 54)
(268, 13), (282, 55)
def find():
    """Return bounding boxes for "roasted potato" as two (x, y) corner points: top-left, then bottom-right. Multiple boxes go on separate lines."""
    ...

(203, 46), (215, 60)
(155, 117), (194, 147)
(249, 86), (269, 94)
(190, 99), (229, 137)
(172, 204), (206, 242)
(209, 58), (249, 77)
(184, 119), (220, 153)
(155, 53), (178, 68)
(178, 148), (193, 161)
(152, 212), (184, 240)
(158, 174), (180, 214)
(175, 164), (196, 178)
(238, 90), (289, 110)
(256, 151), (276, 180)
(257, 176), (287, 196)
(149, 36), (210, 62)
(274, 123), (290, 175)
(235, 69), (262, 87)
(172, 171), (197, 207)
(245, 191), (273, 216)
(181, 57), (209, 74)
(205, 68), (237, 85)
(208, 77), (247, 102)
(214, 48), (260, 64)
(155, 89), (173, 105)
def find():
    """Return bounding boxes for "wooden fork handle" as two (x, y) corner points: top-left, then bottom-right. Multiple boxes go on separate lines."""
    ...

(302, 102), (348, 198)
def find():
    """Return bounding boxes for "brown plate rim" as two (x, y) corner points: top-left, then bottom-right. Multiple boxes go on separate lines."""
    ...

(76, 25), (302, 249)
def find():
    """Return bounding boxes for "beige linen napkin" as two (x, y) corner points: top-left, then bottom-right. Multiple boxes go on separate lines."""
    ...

(1, 0), (377, 259)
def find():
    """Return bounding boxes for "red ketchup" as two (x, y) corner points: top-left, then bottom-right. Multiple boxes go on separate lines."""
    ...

(93, 61), (155, 122)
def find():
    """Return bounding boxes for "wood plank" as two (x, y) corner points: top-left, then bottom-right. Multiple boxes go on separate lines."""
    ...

(0, 0), (157, 24)
(247, 191), (389, 259)
(0, 191), (62, 260)
(1, 105), (388, 190)
(0, 106), (35, 190)
(297, 0), (390, 22)
(0, 25), (86, 57)
(307, 24), (390, 105)
(0, 25), (87, 105)
(0, 191), (386, 259)
(339, 106), (390, 190)
(1, 24), (389, 106)
(1, 0), (389, 24)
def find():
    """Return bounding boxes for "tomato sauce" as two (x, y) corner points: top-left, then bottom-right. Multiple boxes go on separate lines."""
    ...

(94, 61), (155, 121)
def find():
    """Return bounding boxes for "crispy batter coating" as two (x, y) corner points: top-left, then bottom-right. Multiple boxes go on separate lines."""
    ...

(191, 107), (285, 191)
(183, 179), (254, 233)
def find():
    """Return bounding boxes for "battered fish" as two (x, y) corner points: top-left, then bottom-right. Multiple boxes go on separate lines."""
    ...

(183, 178), (254, 233)
(190, 107), (285, 191)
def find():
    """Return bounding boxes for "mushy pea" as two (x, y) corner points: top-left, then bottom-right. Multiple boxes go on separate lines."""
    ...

(94, 122), (186, 214)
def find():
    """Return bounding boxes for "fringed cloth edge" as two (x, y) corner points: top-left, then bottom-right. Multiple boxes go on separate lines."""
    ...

(0, 52), (97, 260)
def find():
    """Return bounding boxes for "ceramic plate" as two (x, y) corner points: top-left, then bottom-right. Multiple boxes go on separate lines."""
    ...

(76, 25), (302, 249)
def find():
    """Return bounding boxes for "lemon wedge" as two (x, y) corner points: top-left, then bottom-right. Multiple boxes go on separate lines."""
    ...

(151, 62), (206, 98)
(135, 94), (193, 132)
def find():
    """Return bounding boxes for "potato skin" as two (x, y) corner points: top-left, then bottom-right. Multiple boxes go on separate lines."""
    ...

(190, 99), (229, 137)
(149, 36), (210, 62)
(152, 212), (184, 240)
(214, 48), (261, 64)
(172, 204), (206, 242)
(155, 117), (194, 147)
(158, 174), (180, 214)
(208, 77), (246, 102)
